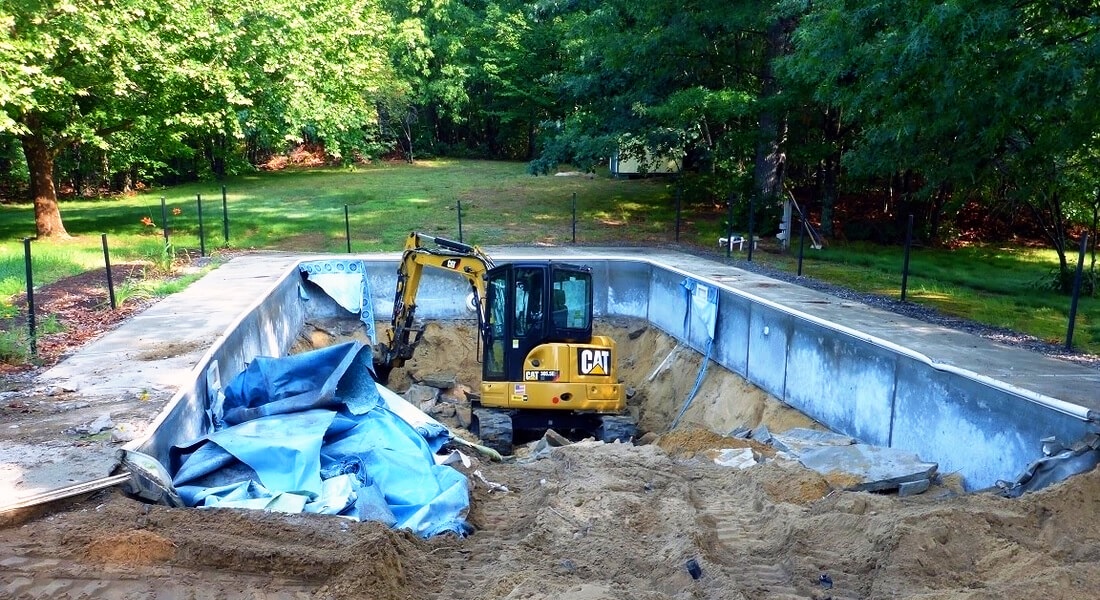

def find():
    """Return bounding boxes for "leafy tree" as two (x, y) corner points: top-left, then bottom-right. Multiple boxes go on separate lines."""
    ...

(381, 0), (481, 159)
(785, 0), (1100, 261)
(460, 0), (564, 159)
(0, 0), (397, 238)
(0, 0), (208, 236)
(225, 0), (396, 164)
(526, 0), (790, 210)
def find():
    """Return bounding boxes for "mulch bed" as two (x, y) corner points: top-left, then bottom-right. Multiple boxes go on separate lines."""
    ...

(1, 263), (156, 373)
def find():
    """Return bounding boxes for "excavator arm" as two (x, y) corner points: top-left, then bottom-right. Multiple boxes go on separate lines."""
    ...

(372, 232), (494, 381)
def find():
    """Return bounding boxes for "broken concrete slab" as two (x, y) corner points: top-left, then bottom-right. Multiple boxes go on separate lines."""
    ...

(455, 405), (472, 429)
(797, 444), (938, 493)
(776, 428), (856, 446)
(430, 403), (456, 419)
(712, 447), (756, 469)
(727, 426), (751, 439)
(750, 424), (773, 444)
(417, 373), (458, 390)
(771, 428), (856, 455)
(525, 429), (575, 461)
(403, 383), (439, 412)
(440, 386), (468, 404)
(898, 478), (931, 497)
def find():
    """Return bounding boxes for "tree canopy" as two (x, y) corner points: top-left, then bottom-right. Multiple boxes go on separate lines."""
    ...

(1, 0), (395, 236)
(1, 0), (1098, 278)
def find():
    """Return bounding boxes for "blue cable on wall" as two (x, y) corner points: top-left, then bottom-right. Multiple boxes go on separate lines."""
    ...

(670, 278), (718, 430)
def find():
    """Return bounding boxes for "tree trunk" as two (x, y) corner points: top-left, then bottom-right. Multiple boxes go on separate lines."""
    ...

(112, 170), (133, 193)
(1025, 187), (1071, 291)
(818, 108), (842, 238)
(753, 16), (796, 204)
(927, 182), (951, 247)
(20, 127), (69, 238)
(753, 110), (786, 204)
(401, 107), (417, 163)
(526, 121), (537, 162)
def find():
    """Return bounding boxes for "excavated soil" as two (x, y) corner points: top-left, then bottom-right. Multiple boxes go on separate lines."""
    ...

(2, 318), (1099, 599)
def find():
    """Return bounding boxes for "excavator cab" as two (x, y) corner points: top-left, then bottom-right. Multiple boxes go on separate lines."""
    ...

(481, 262), (594, 383)
(475, 262), (632, 453)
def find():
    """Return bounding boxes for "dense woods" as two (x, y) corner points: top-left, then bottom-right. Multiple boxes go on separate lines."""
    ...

(1, 0), (1098, 284)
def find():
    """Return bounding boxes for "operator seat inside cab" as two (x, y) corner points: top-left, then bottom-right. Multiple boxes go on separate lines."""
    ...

(553, 289), (568, 328)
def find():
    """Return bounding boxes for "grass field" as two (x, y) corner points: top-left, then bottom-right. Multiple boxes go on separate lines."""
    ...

(1, 159), (1097, 354)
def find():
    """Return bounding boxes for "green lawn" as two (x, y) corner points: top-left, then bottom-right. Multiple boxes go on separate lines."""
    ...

(1, 159), (1097, 355)
(753, 241), (1099, 352)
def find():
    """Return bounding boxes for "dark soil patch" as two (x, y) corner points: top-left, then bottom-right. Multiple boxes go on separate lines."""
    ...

(1, 263), (156, 373)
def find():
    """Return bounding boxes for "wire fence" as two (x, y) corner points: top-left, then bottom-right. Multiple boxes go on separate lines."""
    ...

(7, 185), (1097, 359)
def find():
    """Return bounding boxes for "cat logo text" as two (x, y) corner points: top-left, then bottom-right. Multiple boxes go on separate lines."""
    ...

(578, 348), (611, 376)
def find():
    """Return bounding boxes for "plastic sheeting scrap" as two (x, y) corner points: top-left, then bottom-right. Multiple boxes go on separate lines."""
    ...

(712, 447), (757, 469)
(997, 433), (1100, 498)
(166, 341), (470, 538)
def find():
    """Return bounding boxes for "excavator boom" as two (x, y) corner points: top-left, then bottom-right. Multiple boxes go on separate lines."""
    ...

(372, 232), (493, 381)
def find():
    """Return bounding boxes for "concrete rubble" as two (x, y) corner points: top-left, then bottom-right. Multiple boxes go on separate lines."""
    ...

(726, 426), (938, 495)
(516, 423), (936, 495)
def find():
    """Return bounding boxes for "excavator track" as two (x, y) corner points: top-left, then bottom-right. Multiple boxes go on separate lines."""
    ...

(471, 408), (514, 456)
(597, 414), (638, 443)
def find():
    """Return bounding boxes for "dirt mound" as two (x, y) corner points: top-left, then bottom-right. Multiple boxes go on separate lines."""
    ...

(85, 529), (177, 565)
(656, 426), (775, 457)
(2, 438), (1099, 598)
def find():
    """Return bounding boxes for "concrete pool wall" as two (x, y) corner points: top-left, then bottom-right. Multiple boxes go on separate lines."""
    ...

(140, 252), (1099, 491)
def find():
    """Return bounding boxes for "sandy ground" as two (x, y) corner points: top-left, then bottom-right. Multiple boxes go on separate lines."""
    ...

(2, 319), (1099, 599)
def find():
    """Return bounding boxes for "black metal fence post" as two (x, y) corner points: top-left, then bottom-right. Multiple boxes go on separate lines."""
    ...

(22, 237), (36, 358)
(196, 193), (206, 257)
(726, 195), (734, 259)
(746, 194), (755, 262)
(160, 196), (170, 249)
(457, 200), (464, 242)
(901, 214), (914, 301)
(1066, 233), (1089, 350)
(571, 192), (577, 244)
(797, 212), (806, 277)
(221, 185), (230, 247)
(344, 204), (352, 253)
(101, 234), (117, 309)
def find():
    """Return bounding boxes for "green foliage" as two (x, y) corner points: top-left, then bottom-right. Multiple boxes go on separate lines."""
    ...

(0, 314), (61, 363)
(783, 0), (1100, 254)
(0, 329), (29, 363)
(0, 241), (104, 299)
(0, 0), (402, 235)
(113, 271), (204, 307)
(526, 0), (771, 179)
(112, 279), (155, 308)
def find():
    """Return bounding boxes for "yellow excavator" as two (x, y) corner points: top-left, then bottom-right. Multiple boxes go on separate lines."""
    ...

(373, 232), (636, 454)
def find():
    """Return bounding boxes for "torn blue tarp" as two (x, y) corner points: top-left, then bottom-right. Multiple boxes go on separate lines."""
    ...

(299, 259), (377, 344)
(169, 341), (470, 538)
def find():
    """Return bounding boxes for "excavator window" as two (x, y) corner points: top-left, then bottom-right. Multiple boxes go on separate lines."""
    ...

(482, 263), (594, 381)
(551, 268), (591, 331)
(484, 274), (508, 380)
(513, 267), (545, 338)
